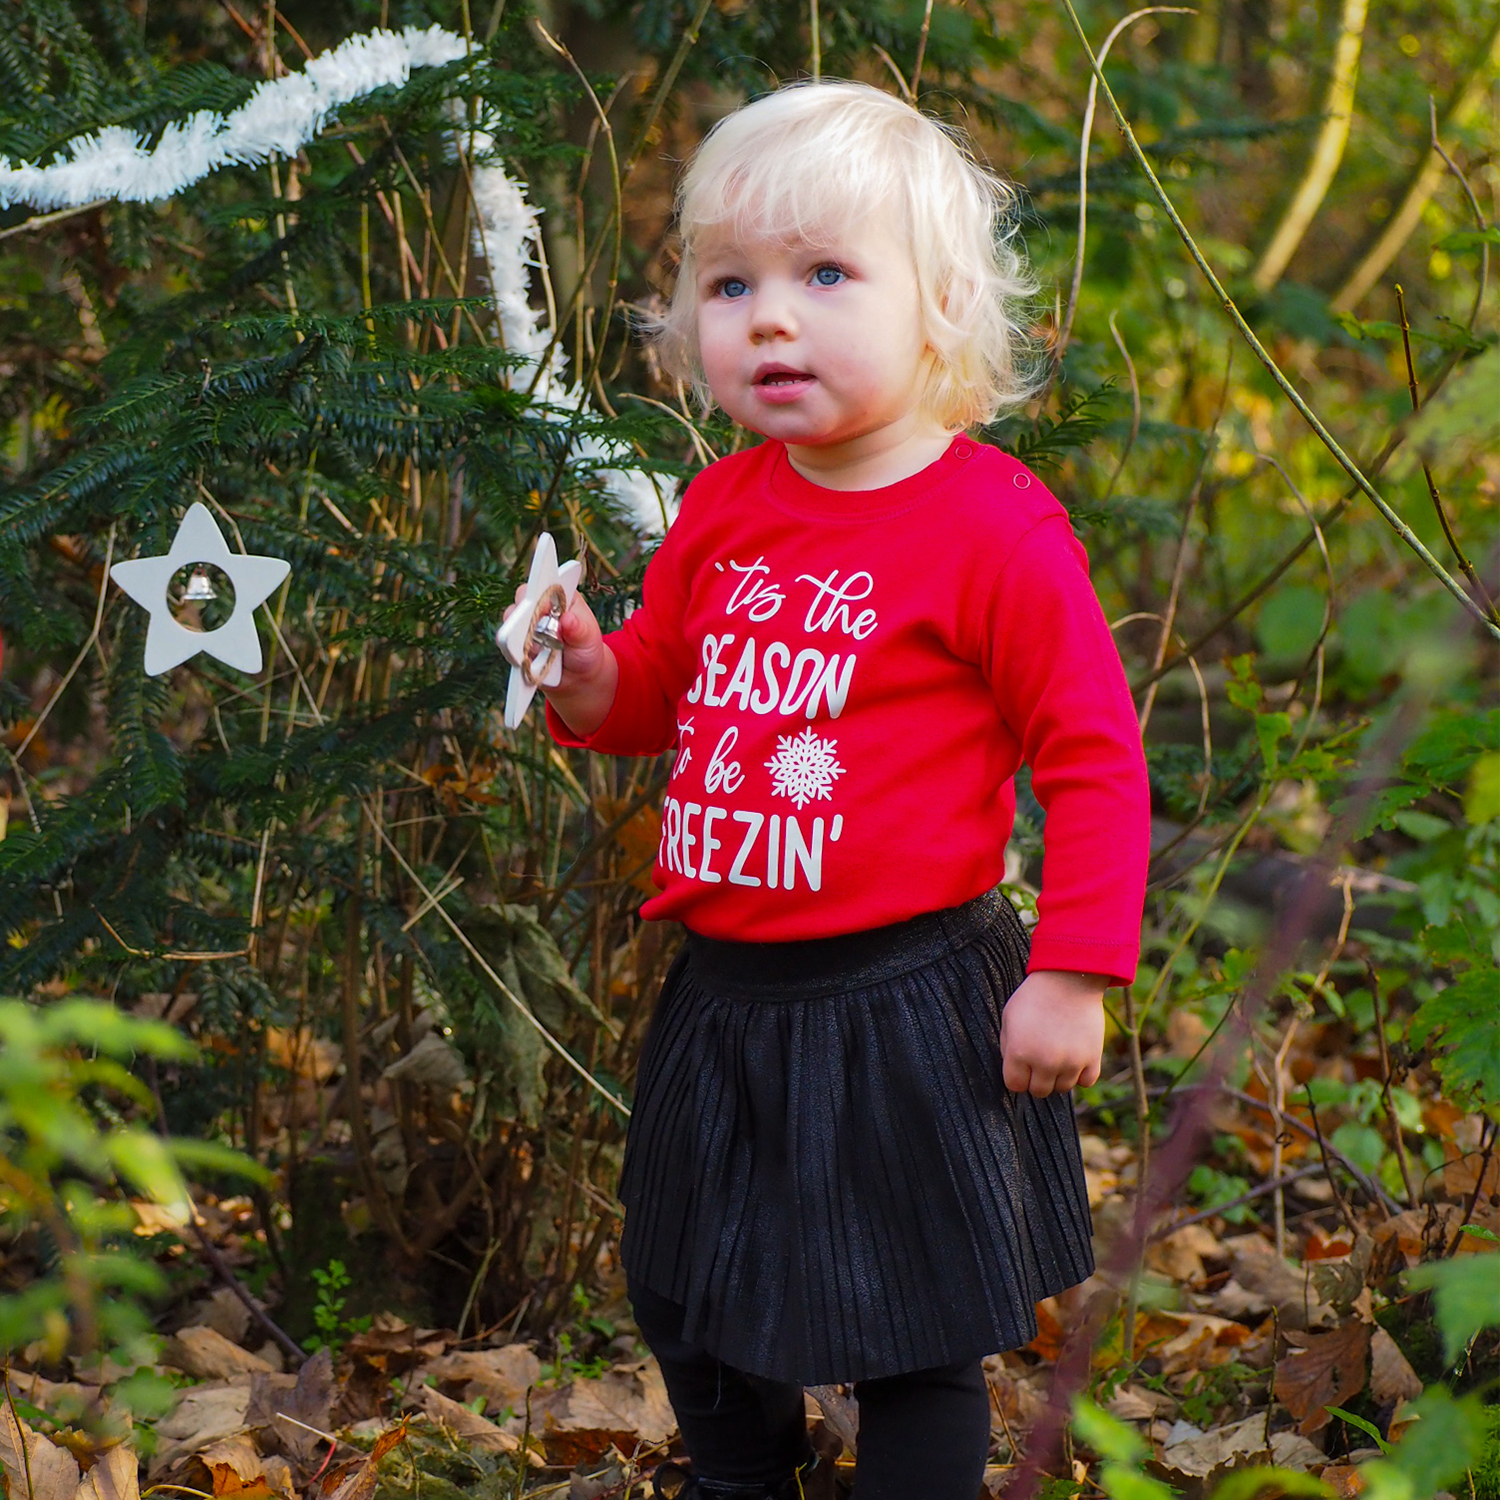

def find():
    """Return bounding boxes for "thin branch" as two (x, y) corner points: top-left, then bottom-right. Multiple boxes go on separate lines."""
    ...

(0, 200), (108, 241)
(1057, 7), (1195, 357)
(1427, 98), (1491, 336)
(1150, 1163), (1326, 1238)
(15, 526), (115, 763)
(911, 0), (937, 98)
(1101, 309), (1140, 501)
(1394, 283), (1496, 621)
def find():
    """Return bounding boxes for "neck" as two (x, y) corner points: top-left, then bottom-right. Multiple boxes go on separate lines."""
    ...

(783, 414), (956, 492)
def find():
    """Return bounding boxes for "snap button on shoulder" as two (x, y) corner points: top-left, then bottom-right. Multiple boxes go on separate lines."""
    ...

(954, 442), (973, 459)
(1013, 471), (1032, 489)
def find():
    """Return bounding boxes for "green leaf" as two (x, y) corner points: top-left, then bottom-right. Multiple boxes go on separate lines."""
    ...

(1071, 1397), (1180, 1500)
(1071, 1395), (1148, 1463)
(1409, 964), (1500, 1106)
(168, 1137), (272, 1185)
(1353, 1387), (1487, 1499)
(1325, 1405), (1392, 1454)
(1464, 751), (1500, 824)
(1407, 1255), (1500, 1363)
(1434, 226), (1500, 251)
(1256, 712), (1292, 773)
(1390, 810), (1451, 842)
(105, 1131), (191, 1218)
(1458, 1223), (1500, 1244)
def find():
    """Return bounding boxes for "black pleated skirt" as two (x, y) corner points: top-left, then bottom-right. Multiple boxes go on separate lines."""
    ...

(617, 890), (1096, 1386)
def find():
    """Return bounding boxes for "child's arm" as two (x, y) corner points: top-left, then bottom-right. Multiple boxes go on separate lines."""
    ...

(977, 506), (1152, 1099)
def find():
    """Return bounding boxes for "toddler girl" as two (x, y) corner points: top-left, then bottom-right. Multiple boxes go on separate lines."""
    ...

(527, 81), (1149, 1500)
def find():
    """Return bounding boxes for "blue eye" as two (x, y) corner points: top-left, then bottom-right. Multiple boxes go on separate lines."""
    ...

(812, 265), (846, 286)
(717, 277), (750, 299)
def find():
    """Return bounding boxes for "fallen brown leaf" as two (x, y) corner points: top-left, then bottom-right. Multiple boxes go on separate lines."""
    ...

(164, 1327), (277, 1382)
(1319, 1463), (1366, 1498)
(75, 1446), (138, 1500)
(1274, 1318), (1372, 1435)
(194, 1436), (264, 1486)
(1216, 1234), (1334, 1329)
(0, 1401), (83, 1500)
(1368, 1328), (1422, 1408)
(421, 1345), (540, 1416)
(316, 1420), (410, 1500)
(1153, 1414), (1326, 1479)
(416, 1388), (519, 1454)
(249, 1349), (332, 1470)
(1025, 1299), (1066, 1362)
(532, 1361), (675, 1448)
(208, 1463), (282, 1500)
(150, 1384), (253, 1477)
(1146, 1223), (1222, 1286)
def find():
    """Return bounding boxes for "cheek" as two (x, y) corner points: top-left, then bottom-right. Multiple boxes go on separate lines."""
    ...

(694, 312), (739, 376)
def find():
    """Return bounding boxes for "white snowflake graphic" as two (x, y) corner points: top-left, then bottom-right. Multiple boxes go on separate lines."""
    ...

(764, 727), (845, 809)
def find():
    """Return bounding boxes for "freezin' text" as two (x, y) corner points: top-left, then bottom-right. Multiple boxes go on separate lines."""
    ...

(658, 797), (845, 892)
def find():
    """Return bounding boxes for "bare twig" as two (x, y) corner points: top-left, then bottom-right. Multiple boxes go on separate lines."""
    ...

(1367, 960), (1419, 1208)
(1057, 7), (1195, 357)
(1150, 1163), (1326, 1239)
(1303, 1085), (1360, 1237)
(1101, 309), (1141, 501)
(15, 526), (115, 763)
(1426, 99), (1490, 337)
(1394, 283), (1497, 621)
(911, 0), (937, 98)
(0, 201), (108, 241)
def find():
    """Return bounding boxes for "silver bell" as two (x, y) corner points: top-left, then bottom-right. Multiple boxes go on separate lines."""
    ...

(181, 566), (217, 602)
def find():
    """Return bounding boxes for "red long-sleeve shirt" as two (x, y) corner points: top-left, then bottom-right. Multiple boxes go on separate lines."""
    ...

(549, 436), (1150, 987)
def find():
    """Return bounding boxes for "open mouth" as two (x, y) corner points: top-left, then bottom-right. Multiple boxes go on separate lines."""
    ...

(754, 364), (813, 388)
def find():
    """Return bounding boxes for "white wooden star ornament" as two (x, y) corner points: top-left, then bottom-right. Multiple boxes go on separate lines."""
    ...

(496, 531), (581, 729)
(110, 503), (292, 675)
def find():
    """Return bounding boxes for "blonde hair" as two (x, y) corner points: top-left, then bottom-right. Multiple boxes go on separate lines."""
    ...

(651, 80), (1039, 430)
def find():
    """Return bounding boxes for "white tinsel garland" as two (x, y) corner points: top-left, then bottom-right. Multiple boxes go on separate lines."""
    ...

(0, 25), (669, 532)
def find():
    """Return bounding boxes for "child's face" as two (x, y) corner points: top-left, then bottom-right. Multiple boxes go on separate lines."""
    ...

(692, 214), (938, 451)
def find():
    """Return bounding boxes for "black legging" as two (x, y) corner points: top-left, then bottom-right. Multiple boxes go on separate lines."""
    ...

(630, 1282), (992, 1500)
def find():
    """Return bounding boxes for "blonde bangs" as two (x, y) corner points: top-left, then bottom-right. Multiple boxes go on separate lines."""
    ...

(650, 81), (1039, 429)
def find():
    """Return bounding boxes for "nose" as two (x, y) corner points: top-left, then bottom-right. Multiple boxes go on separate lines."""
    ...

(747, 281), (797, 343)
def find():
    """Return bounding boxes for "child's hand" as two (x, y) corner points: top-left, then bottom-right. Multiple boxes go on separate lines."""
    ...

(999, 971), (1108, 1098)
(503, 586), (618, 737)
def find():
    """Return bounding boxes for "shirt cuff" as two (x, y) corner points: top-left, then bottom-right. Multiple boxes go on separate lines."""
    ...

(1026, 932), (1139, 991)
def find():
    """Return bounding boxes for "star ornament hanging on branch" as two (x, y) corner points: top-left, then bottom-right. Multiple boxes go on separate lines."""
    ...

(110, 503), (291, 675)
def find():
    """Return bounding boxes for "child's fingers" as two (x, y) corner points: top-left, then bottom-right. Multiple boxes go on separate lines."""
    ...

(1079, 1056), (1102, 1089)
(1001, 1054), (1032, 1095)
(559, 599), (601, 647)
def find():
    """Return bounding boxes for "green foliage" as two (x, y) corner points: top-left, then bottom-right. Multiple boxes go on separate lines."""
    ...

(305, 1257), (373, 1354)
(1408, 1253), (1500, 1364)
(1071, 1397), (1178, 1499)
(1409, 958), (1500, 1109)
(1353, 1387), (1488, 1500)
(0, 997), (257, 1367)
